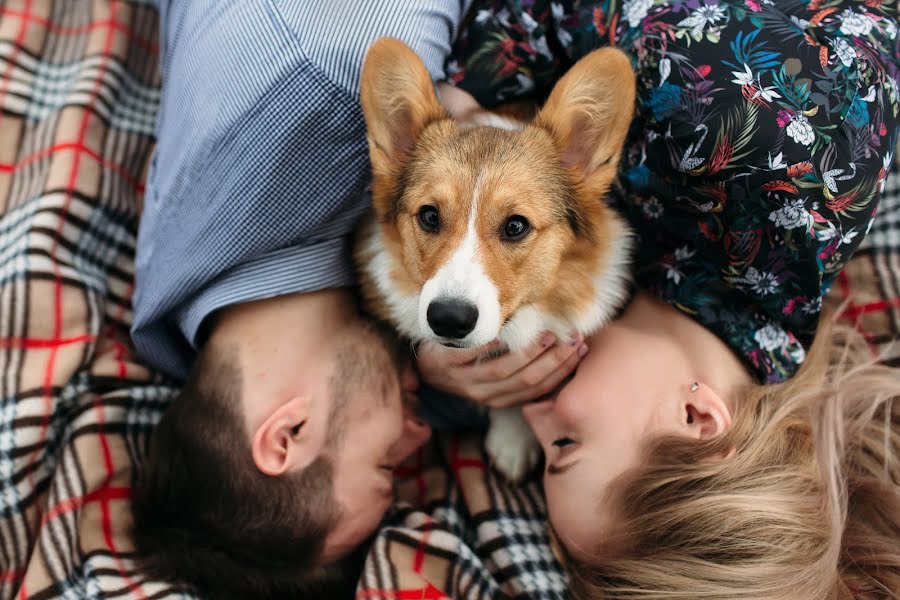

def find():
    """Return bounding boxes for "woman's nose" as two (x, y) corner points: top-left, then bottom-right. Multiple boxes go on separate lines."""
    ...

(522, 397), (555, 419)
(521, 396), (566, 444)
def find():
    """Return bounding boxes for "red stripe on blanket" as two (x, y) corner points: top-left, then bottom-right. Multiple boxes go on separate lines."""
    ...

(107, 278), (137, 378)
(94, 396), (149, 600)
(0, 142), (146, 195)
(0, 571), (22, 584)
(451, 457), (485, 469)
(413, 533), (428, 574)
(0, 7), (159, 55)
(17, 4), (150, 599)
(108, 329), (130, 379)
(840, 297), (900, 319)
(0, 4), (36, 594)
(0, 334), (96, 349)
(357, 584), (448, 599)
(410, 514), (436, 575)
(393, 447), (428, 506)
(836, 270), (852, 298)
(447, 438), (485, 508)
(84, 8), (147, 597)
(834, 270), (882, 356)
(42, 486), (131, 523)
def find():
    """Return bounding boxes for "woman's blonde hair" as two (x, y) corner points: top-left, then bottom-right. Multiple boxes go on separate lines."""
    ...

(565, 320), (900, 599)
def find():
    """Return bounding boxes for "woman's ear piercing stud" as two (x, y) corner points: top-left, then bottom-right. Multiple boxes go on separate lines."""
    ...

(690, 382), (700, 393)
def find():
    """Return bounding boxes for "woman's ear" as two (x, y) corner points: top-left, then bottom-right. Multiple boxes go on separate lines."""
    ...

(251, 395), (321, 476)
(683, 382), (733, 441)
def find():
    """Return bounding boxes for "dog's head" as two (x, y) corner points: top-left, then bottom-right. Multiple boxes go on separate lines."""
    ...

(358, 39), (635, 348)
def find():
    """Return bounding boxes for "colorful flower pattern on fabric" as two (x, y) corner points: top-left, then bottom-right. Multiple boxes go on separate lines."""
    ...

(449, 0), (900, 382)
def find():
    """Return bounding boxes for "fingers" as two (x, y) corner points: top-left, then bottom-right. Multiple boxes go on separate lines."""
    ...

(485, 343), (586, 408)
(418, 338), (502, 367)
(469, 332), (560, 381)
(414, 333), (587, 407)
(475, 336), (587, 407)
(471, 333), (583, 382)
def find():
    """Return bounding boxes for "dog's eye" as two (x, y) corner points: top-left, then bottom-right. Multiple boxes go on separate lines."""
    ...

(417, 205), (440, 232)
(502, 215), (531, 241)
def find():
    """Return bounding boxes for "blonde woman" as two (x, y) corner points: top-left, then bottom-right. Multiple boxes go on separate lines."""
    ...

(525, 296), (899, 598)
(415, 1), (900, 597)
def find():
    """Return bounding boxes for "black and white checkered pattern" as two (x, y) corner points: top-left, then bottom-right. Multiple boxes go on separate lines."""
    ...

(864, 152), (900, 253)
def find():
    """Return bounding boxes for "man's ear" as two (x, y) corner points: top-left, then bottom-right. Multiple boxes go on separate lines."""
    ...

(683, 383), (733, 441)
(360, 37), (446, 208)
(251, 395), (320, 476)
(534, 47), (636, 198)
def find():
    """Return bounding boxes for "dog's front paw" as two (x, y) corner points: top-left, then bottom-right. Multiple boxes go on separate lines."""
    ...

(485, 407), (542, 482)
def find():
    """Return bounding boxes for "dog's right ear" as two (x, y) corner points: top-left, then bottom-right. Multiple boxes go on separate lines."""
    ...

(535, 47), (636, 200)
(360, 38), (445, 199)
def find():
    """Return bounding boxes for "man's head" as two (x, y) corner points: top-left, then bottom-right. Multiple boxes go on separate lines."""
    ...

(131, 290), (431, 598)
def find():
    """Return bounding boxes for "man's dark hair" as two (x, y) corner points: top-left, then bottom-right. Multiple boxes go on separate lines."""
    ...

(131, 343), (363, 600)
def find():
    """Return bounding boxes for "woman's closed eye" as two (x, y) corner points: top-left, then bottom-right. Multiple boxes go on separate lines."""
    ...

(548, 437), (579, 474)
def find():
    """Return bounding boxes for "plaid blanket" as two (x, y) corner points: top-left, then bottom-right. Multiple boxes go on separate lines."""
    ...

(0, 2), (897, 599)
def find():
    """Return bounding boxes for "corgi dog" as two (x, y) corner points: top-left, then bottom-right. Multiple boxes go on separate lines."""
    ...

(355, 38), (636, 481)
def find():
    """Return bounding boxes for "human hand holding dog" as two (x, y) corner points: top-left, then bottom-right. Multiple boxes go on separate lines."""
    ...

(416, 333), (588, 409)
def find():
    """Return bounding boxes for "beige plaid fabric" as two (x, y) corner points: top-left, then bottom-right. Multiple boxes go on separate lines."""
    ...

(0, 2), (897, 599)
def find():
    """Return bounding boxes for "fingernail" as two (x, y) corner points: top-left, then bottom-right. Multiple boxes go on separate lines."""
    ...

(541, 334), (555, 347)
(578, 344), (589, 357)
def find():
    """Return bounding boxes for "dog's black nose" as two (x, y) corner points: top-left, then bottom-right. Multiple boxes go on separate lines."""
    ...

(427, 299), (478, 339)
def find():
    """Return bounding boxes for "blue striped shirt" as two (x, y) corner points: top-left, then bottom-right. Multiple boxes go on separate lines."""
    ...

(132, 0), (470, 380)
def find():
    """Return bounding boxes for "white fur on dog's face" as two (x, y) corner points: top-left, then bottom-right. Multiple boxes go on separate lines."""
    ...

(417, 175), (503, 347)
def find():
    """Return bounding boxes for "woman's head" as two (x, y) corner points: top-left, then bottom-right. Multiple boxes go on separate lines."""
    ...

(526, 302), (900, 598)
(523, 291), (752, 560)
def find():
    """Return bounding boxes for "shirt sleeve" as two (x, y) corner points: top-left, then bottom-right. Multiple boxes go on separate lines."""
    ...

(132, 3), (371, 380)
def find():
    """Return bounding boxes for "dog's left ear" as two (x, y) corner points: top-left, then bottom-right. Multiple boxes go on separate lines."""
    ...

(535, 48), (636, 197)
(360, 38), (446, 185)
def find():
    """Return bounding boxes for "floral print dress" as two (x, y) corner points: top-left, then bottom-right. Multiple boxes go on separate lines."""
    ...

(448, 0), (900, 382)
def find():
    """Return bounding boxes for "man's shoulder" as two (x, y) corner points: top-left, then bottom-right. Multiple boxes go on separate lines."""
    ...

(158, 1), (301, 78)
(271, 0), (471, 94)
(152, 0), (349, 170)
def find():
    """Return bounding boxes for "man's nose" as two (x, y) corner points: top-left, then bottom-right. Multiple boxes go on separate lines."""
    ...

(386, 413), (431, 465)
